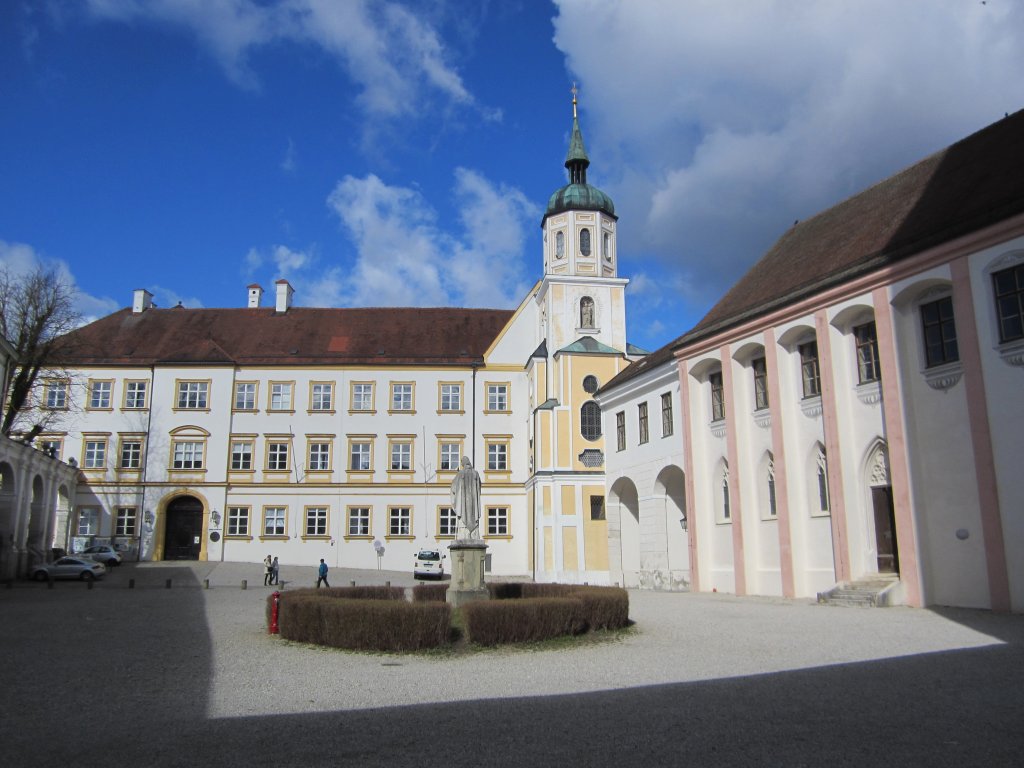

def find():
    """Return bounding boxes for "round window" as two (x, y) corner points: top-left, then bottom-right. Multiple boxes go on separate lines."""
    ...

(582, 375), (599, 394)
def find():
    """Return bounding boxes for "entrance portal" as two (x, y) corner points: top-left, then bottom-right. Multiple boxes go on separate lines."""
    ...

(871, 486), (899, 574)
(164, 496), (203, 560)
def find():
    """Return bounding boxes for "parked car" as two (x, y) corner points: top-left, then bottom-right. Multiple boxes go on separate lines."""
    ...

(81, 544), (122, 566)
(413, 549), (446, 580)
(31, 557), (107, 582)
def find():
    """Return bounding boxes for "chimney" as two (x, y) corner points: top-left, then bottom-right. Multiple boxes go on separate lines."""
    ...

(247, 283), (263, 308)
(132, 289), (154, 314)
(275, 279), (294, 313)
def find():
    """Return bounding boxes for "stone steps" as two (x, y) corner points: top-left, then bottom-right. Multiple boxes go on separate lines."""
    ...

(817, 576), (900, 607)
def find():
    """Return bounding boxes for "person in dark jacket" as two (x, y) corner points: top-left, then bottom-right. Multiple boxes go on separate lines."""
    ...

(316, 558), (329, 588)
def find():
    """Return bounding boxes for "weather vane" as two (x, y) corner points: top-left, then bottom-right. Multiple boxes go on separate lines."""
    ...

(571, 82), (578, 118)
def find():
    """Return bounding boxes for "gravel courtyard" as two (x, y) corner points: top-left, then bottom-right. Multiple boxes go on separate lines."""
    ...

(2, 561), (1022, 767)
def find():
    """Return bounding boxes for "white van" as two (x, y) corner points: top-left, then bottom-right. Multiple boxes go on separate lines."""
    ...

(413, 549), (446, 580)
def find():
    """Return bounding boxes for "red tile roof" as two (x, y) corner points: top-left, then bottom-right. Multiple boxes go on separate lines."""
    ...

(57, 307), (514, 367)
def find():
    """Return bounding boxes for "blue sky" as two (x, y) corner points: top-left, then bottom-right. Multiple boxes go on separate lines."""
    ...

(3, 1), (1024, 353)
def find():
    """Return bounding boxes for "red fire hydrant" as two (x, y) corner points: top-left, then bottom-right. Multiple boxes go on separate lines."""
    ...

(269, 590), (281, 635)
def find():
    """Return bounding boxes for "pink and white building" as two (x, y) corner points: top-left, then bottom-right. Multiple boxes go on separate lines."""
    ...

(601, 109), (1024, 610)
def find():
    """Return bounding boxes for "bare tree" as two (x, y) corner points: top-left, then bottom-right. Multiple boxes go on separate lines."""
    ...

(0, 265), (80, 436)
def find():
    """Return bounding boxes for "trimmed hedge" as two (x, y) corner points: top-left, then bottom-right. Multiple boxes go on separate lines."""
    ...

(266, 586), (404, 628)
(411, 583), (449, 603)
(462, 597), (586, 645)
(276, 594), (451, 651)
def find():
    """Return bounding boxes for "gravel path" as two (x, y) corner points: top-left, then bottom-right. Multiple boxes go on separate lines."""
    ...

(3, 561), (1023, 766)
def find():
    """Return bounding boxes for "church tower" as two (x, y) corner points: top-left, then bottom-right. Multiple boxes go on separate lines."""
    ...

(528, 90), (634, 584)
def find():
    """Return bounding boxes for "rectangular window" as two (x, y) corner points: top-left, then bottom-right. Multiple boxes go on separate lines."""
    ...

(799, 342), (822, 398)
(88, 380), (112, 409)
(115, 507), (137, 537)
(921, 296), (959, 367)
(172, 441), (204, 470)
(440, 441), (461, 471)
(230, 441), (253, 471)
(616, 411), (626, 451)
(125, 380), (147, 409)
(487, 383), (509, 412)
(390, 383), (413, 411)
(77, 507), (99, 536)
(439, 383), (462, 411)
(45, 380), (68, 409)
(487, 442), (508, 471)
(119, 439), (142, 469)
(351, 383), (374, 411)
(269, 382), (293, 411)
(487, 506), (509, 536)
(590, 496), (606, 521)
(350, 441), (371, 471)
(227, 507), (250, 536)
(752, 357), (769, 410)
(311, 383), (334, 411)
(267, 442), (289, 471)
(84, 440), (106, 469)
(347, 507), (370, 537)
(234, 382), (256, 410)
(263, 507), (286, 536)
(305, 507), (328, 536)
(177, 381), (208, 409)
(710, 372), (725, 420)
(39, 439), (61, 459)
(661, 393), (674, 437)
(390, 441), (412, 471)
(638, 402), (649, 444)
(388, 507), (411, 537)
(994, 264), (1024, 343)
(308, 442), (331, 471)
(854, 322), (881, 384)
(438, 506), (457, 537)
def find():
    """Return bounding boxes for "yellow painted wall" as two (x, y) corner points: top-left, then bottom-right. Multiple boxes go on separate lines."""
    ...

(556, 410), (571, 467)
(583, 484), (609, 571)
(544, 526), (553, 571)
(562, 526), (578, 571)
(561, 484), (576, 515)
(526, 487), (535, 570)
(540, 411), (552, 469)
(542, 485), (552, 515)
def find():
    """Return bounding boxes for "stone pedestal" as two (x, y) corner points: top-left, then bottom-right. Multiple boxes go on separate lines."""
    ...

(446, 539), (489, 607)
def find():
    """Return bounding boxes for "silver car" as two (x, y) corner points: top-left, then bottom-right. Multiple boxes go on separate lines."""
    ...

(81, 544), (123, 567)
(31, 556), (107, 582)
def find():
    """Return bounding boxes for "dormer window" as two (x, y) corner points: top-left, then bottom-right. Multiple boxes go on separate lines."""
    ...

(580, 228), (592, 257)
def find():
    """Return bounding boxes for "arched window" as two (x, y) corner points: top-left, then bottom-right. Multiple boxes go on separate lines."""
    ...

(581, 401), (601, 440)
(580, 228), (592, 256)
(767, 456), (777, 518)
(555, 231), (565, 259)
(580, 296), (595, 328)
(722, 465), (731, 521)
(603, 231), (611, 260)
(816, 447), (830, 513)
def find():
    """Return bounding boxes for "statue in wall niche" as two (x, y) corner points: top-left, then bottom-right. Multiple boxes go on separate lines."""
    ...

(451, 457), (482, 540)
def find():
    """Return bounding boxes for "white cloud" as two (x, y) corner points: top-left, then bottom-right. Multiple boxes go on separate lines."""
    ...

(553, 0), (1024, 309)
(323, 170), (535, 309)
(85, 0), (490, 126)
(150, 285), (204, 309)
(0, 240), (121, 325)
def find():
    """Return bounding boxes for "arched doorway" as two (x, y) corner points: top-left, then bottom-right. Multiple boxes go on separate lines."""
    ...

(654, 465), (688, 583)
(163, 496), (204, 560)
(0, 462), (15, 578)
(609, 477), (640, 587)
(866, 443), (899, 575)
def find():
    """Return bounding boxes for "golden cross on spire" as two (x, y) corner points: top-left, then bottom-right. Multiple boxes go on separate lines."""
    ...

(571, 82), (578, 118)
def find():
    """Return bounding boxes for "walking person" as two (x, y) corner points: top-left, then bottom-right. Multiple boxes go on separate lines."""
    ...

(271, 556), (279, 585)
(316, 558), (330, 588)
(263, 554), (273, 586)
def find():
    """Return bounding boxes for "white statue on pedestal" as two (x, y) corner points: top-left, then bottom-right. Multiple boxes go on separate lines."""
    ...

(451, 456), (482, 540)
